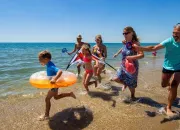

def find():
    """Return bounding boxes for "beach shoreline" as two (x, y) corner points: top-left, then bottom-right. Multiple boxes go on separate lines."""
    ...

(0, 69), (180, 130)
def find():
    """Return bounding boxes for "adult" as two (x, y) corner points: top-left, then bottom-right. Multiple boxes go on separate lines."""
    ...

(111, 26), (144, 100)
(92, 35), (107, 83)
(133, 23), (180, 115)
(68, 35), (89, 76)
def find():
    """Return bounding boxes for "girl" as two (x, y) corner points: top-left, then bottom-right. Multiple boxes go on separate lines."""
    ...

(92, 35), (107, 83)
(111, 26), (144, 100)
(81, 44), (98, 92)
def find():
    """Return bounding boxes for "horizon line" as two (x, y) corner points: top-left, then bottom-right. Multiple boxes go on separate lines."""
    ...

(0, 41), (159, 44)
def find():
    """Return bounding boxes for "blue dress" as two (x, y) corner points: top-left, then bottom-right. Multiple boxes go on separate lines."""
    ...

(117, 44), (139, 88)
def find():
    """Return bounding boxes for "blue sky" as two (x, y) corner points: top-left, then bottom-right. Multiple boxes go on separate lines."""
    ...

(0, 0), (179, 43)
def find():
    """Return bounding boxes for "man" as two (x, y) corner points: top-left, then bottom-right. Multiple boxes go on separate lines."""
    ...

(68, 35), (90, 76)
(133, 23), (180, 116)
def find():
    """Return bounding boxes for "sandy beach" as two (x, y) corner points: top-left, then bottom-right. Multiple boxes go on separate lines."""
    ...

(1, 67), (180, 130)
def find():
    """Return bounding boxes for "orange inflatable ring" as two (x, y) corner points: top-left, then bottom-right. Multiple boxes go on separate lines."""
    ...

(29, 71), (77, 88)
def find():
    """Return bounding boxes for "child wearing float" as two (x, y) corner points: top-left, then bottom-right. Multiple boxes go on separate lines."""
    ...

(38, 50), (76, 121)
(81, 45), (98, 92)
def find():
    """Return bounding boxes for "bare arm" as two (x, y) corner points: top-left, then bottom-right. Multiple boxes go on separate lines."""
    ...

(113, 48), (122, 58)
(127, 42), (144, 60)
(68, 44), (77, 55)
(127, 50), (144, 60)
(133, 43), (164, 52)
(50, 70), (63, 83)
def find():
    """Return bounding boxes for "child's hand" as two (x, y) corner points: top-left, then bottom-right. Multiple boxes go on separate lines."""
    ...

(50, 78), (56, 84)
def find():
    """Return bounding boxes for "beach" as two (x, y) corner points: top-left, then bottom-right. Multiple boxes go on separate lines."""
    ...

(0, 43), (180, 130)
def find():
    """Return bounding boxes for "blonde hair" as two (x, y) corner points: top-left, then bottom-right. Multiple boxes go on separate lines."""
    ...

(124, 26), (139, 42)
(95, 34), (103, 43)
(38, 50), (51, 59)
(82, 44), (92, 55)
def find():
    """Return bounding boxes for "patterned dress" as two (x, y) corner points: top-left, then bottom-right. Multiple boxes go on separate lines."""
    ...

(117, 44), (139, 88)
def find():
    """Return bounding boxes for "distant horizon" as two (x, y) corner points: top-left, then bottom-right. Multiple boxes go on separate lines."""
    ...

(0, 42), (159, 44)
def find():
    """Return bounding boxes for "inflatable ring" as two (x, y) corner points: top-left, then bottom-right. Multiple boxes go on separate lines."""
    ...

(29, 71), (77, 88)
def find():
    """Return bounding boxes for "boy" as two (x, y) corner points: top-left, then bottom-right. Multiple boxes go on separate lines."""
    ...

(38, 50), (76, 121)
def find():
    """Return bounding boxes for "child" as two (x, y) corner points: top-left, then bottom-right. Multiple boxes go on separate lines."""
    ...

(38, 50), (76, 121)
(81, 45), (98, 92)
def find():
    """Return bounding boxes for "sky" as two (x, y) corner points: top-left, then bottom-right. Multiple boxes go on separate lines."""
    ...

(0, 0), (179, 43)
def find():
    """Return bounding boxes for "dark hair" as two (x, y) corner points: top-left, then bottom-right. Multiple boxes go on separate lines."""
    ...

(124, 26), (139, 42)
(38, 50), (51, 59)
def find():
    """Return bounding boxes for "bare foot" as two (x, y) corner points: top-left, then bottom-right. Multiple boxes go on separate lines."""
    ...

(102, 69), (106, 74)
(168, 86), (171, 92)
(38, 115), (49, 121)
(94, 81), (98, 88)
(166, 107), (175, 116)
(70, 92), (76, 99)
(85, 87), (89, 92)
(122, 85), (127, 91)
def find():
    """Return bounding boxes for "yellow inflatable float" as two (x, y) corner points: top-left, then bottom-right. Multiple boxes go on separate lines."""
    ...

(29, 71), (77, 88)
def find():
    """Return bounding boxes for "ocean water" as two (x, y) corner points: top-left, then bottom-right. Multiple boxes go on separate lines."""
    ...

(0, 43), (165, 97)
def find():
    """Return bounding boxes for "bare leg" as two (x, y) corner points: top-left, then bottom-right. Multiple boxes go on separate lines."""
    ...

(97, 64), (105, 83)
(77, 64), (81, 75)
(54, 92), (76, 100)
(128, 87), (136, 99)
(161, 72), (173, 88)
(166, 72), (180, 115)
(111, 77), (124, 85)
(122, 85), (127, 91)
(45, 90), (57, 117)
(93, 65), (98, 76)
(84, 73), (94, 92)
(97, 67), (103, 83)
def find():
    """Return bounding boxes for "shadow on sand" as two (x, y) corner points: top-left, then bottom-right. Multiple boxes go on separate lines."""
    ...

(49, 106), (93, 130)
(88, 88), (120, 107)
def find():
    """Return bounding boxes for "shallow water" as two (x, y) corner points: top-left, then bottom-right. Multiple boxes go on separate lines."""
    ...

(0, 43), (164, 98)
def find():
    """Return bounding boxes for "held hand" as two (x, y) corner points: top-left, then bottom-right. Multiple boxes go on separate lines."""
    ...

(67, 52), (71, 55)
(50, 78), (56, 84)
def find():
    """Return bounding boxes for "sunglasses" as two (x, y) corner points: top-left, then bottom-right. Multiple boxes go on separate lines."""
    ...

(123, 32), (130, 35)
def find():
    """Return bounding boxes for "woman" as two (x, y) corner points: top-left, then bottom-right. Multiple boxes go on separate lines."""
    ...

(92, 35), (107, 83)
(112, 26), (144, 100)
(68, 35), (89, 77)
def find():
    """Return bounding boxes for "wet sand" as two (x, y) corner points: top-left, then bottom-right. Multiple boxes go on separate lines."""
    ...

(0, 68), (180, 130)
